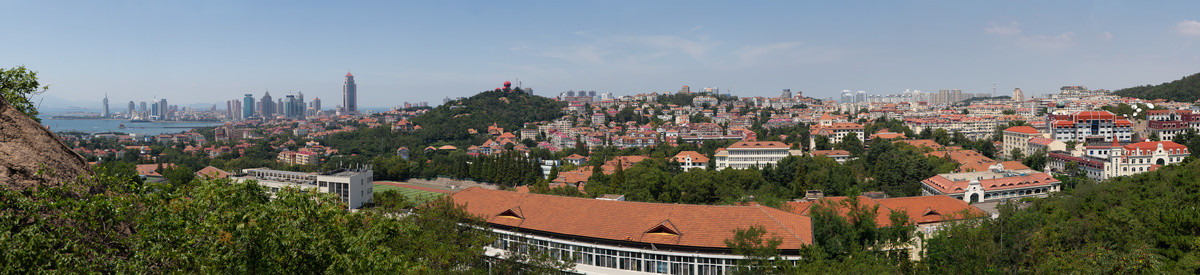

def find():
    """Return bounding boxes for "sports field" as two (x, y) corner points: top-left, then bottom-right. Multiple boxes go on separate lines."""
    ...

(373, 184), (445, 204)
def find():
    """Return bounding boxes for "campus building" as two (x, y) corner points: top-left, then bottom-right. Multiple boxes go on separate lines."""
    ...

(713, 141), (800, 170)
(1046, 140), (1190, 181)
(920, 163), (1061, 203)
(451, 188), (985, 274)
(1001, 126), (1043, 159)
(233, 168), (373, 209)
(1046, 110), (1133, 143)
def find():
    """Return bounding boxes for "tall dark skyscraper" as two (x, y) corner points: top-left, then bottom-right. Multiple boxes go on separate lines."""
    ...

(260, 92), (274, 117)
(343, 72), (357, 114)
(101, 93), (110, 118)
(127, 101), (135, 116)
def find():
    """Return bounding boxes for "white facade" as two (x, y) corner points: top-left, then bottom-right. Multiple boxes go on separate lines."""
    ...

(235, 168), (373, 209)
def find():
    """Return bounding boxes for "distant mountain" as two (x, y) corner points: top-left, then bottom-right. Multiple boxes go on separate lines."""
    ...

(1113, 72), (1200, 103)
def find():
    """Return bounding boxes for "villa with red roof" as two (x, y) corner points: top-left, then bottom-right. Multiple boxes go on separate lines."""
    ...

(671, 151), (709, 171)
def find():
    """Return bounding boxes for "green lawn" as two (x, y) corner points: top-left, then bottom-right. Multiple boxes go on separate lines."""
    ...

(373, 184), (445, 204)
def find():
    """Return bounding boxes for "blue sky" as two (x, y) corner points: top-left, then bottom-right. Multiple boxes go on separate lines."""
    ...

(4, 1), (1200, 108)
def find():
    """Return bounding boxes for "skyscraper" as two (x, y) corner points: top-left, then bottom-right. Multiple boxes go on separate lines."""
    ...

(343, 72), (357, 114)
(102, 93), (110, 118)
(312, 97), (321, 113)
(1012, 88), (1025, 102)
(127, 101), (135, 116)
(159, 99), (168, 120)
(243, 94), (255, 119)
(139, 101), (148, 116)
(260, 92), (274, 117)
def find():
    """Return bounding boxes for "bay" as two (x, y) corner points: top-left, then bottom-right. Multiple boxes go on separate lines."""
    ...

(40, 119), (223, 135)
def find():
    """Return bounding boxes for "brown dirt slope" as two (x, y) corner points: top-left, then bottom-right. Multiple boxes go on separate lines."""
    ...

(0, 95), (89, 188)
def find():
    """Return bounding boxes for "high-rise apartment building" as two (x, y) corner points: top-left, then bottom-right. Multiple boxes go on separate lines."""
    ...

(1012, 88), (1025, 102)
(343, 72), (357, 114)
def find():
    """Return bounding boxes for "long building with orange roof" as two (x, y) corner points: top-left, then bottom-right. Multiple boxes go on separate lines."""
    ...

(451, 188), (985, 273)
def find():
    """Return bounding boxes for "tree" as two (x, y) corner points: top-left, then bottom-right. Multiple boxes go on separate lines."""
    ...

(835, 132), (864, 156)
(0, 66), (49, 122)
(814, 135), (832, 151)
(725, 225), (782, 274)
(1010, 148), (1024, 161)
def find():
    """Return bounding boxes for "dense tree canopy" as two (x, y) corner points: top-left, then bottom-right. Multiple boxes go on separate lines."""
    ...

(1113, 71), (1200, 102)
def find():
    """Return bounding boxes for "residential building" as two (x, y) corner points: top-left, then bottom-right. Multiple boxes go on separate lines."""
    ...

(1001, 126), (1042, 158)
(672, 151), (709, 171)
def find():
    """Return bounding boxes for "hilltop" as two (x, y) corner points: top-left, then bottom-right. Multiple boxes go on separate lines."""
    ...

(410, 89), (566, 142)
(1113, 72), (1200, 103)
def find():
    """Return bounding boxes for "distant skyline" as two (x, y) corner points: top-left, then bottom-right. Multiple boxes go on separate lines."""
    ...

(4, 1), (1200, 108)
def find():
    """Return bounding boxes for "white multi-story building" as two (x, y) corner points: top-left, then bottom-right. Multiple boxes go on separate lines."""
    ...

(1046, 110), (1133, 143)
(1047, 140), (1190, 181)
(921, 163), (1061, 203)
(234, 168), (373, 209)
(714, 141), (801, 170)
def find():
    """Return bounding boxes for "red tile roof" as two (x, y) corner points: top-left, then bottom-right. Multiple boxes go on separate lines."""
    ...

(451, 188), (814, 249)
(784, 195), (986, 226)
(1003, 126), (1039, 135)
(922, 172), (1058, 194)
(672, 151), (710, 163)
(727, 141), (789, 149)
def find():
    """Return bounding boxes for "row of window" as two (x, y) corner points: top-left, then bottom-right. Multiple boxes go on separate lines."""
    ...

(493, 231), (745, 275)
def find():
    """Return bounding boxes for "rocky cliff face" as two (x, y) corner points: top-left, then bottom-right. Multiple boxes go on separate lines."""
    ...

(0, 95), (89, 188)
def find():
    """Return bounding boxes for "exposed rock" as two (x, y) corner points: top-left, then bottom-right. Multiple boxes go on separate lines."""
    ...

(0, 95), (89, 188)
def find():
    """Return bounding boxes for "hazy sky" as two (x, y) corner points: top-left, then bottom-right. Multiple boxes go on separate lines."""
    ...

(4, 1), (1200, 108)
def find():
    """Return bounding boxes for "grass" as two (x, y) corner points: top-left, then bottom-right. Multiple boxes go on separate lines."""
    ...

(373, 184), (444, 204)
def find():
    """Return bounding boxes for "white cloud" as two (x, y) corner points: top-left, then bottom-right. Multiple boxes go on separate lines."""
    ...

(1099, 32), (1114, 40)
(1177, 20), (1200, 36)
(1017, 32), (1075, 50)
(985, 21), (1022, 35)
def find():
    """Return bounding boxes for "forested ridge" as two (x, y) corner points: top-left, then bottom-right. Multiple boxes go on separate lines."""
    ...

(1113, 72), (1200, 102)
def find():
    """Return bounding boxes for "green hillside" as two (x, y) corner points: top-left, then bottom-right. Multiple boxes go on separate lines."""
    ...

(1113, 72), (1200, 102)
(410, 89), (566, 143)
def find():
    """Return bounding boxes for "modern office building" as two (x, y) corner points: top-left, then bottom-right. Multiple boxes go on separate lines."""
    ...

(260, 92), (274, 118)
(127, 101), (135, 116)
(343, 72), (357, 114)
(242, 94), (255, 119)
(233, 168), (373, 209)
(101, 94), (110, 118)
